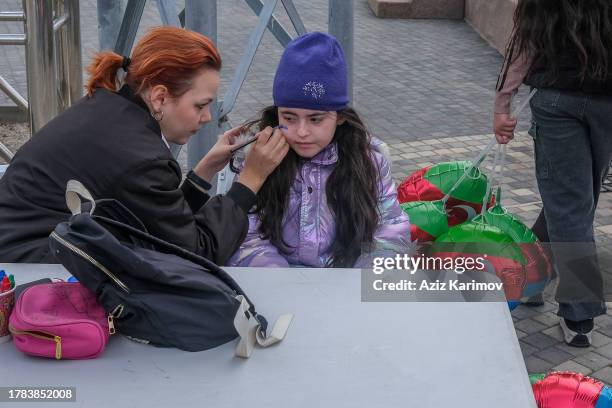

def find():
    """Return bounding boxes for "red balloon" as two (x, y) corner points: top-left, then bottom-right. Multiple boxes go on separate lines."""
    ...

(532, 372), (603, 408)
(397, 167), (435, 203)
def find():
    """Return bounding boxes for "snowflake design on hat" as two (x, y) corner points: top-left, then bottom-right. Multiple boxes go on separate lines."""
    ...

(302, 81), (326, 100)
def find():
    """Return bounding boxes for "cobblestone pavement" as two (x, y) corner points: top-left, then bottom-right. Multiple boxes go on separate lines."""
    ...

(2, 0), (612, 384)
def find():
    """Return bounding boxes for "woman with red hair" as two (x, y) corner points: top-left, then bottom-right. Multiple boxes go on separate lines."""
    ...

(0, 26), (288, 264)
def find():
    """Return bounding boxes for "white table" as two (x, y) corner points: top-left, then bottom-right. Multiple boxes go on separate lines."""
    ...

(0, 263), (536, 408)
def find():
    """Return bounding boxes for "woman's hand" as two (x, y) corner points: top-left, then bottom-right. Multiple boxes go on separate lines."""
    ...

(237, 126), (289, 193)
(494, 113), (518, 144)
(192, 126), (244, 183)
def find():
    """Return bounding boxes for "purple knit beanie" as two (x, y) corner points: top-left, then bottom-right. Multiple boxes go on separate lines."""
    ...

(273, 32), (349, 111)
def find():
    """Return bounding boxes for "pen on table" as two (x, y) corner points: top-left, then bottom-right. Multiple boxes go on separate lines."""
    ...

(8, 274), (15, 289)
(230, 125), (288, 153)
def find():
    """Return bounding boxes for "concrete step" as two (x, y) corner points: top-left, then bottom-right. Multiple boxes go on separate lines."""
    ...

(368, 0), (465, 19)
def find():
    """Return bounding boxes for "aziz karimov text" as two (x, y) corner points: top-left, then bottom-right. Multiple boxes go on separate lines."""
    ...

(372, 279), (504, 292)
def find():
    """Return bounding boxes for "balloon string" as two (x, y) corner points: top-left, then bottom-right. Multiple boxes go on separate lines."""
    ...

(441, 137), (497, 204)
(442, 88), (537, 206)
(511, 88), (538, 118)
(480, 144), (502, 218)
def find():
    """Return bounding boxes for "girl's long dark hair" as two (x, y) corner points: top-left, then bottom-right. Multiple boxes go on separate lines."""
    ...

(507, 0), (611, 84)
(243, 106), (380, 267)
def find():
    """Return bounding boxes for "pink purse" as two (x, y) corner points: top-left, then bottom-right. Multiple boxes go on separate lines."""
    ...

(9, 282), (113, 360)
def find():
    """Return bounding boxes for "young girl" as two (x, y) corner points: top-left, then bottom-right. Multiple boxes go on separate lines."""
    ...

(494, 0), (612, 347)
(229, 32), (411, 268)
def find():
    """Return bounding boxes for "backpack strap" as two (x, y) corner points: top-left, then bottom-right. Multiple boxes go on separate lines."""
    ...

(233, 295), (293, 359)
(65, 180), (96, 215)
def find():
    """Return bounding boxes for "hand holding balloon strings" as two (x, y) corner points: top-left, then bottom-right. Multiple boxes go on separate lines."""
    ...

(443, 89), (537, 206)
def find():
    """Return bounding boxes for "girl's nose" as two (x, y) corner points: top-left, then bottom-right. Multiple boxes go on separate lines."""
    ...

(297, 121), (309, 137)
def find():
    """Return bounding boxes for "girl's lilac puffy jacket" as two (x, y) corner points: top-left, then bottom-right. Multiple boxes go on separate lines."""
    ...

(228, 138), (412, 268)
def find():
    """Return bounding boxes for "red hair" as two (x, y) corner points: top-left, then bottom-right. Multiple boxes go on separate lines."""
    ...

(86, 26), (221, 97)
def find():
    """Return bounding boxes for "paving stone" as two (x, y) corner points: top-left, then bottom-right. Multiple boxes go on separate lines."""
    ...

(534, 347), (575, 366)
(520, 342), (539, 358)
(513, 189), (535, 196)
(555, 342), (599, 358)
(511, 306), (540, 320)
(596, 314), (612, 328)
(542, 326), (565, 342)
(591, 331), (612, 348)
(515, 319), (549, 335)
(596, 225), (612, 234)
(532, 312), (559, 328)
(525, 356), (556, 373)
(574, 352), (612, 371)
(552, 361), (592, 376)
(594, 342), (612, 360)
(591, 367), (612, 385)
(521, 333), (560, 350)
(515, 329), (528, 339)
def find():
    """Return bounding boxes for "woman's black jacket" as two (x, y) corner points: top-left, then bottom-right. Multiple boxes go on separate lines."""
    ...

(0, 86), (255, 264)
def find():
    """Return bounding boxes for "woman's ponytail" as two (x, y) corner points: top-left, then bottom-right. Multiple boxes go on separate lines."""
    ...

(84, 27), (222, 98)
(85, 51), (124, 96)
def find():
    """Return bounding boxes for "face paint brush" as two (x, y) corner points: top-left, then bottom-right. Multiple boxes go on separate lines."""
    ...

(230, 125), (287, 153)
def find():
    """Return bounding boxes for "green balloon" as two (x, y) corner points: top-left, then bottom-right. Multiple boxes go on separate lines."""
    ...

(529, 373), (546, 385)
(425, 161), (489, 204)
(432, 215), (526, 264)
(400, 200), (448, 238)
(484, 203), (538, 244)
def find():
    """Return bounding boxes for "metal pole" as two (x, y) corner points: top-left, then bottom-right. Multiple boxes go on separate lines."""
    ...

(0, 142), (15, 162)
(98, 0), (125, 50)
(244, 0), (292, 47)
(0, 34), (26, 45)
(54, 0), (70, 111)
(23, 0), (58, 133)
(156, 0), (183, 158)
(329, 0), (353, 103)
(0, 76), (28, 110)
(280, 0), (306, 36)
(0, 11), (24, 21)
(156, 0), (181, 27)
(65, 0), (83, 106)
(220, 0), (280, 118)
(113, 0), (145, 56)
(53, 14), (69, 32)
(185, 0), (227, 186)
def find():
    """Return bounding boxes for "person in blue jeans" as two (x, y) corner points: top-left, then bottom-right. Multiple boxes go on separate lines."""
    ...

(494, 0), (612, 347)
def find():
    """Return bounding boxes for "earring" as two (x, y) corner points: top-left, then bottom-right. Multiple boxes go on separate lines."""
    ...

(151, 110), (164, 122)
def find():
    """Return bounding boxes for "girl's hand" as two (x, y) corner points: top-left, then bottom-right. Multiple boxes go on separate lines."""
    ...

(237, 126), (289, 193)
(193, 126), (244, 183)
(494, 113), (518, 144)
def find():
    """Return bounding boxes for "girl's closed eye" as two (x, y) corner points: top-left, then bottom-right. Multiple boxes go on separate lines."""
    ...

(196, 102), (210, 110)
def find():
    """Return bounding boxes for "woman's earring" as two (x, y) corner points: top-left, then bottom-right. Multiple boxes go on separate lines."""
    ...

(151, 110), (164, 122)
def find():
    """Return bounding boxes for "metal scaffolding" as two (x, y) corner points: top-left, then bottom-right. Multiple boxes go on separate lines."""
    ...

(0, 1), (82, 135)
(0, 0), (353, 180)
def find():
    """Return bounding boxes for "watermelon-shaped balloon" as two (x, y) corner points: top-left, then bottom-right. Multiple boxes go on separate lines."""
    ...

(484, 202), (554, 298)
(531, 372), (612, 408)
(429, 216), (527, 302)
(397, 161), (492, 226)
(400, 200), (448, 243)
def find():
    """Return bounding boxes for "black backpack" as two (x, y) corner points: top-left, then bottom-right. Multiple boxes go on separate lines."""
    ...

(49, 180), (291, 356)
